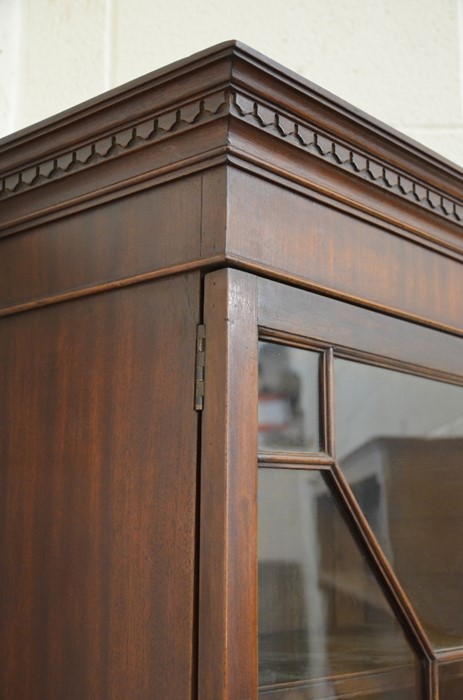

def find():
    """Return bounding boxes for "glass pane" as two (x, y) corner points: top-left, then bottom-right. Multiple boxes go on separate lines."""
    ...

(335, 359), (463, 651)
(258, 342), (321, 452)
(439, 659), (463, 700)
(258, 468), (419, 699)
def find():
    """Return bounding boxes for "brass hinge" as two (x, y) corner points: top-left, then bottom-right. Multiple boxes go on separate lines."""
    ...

(195, 324), (206, 411)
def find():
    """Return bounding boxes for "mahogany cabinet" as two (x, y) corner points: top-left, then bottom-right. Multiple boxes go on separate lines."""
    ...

(1, 41), (463, 700)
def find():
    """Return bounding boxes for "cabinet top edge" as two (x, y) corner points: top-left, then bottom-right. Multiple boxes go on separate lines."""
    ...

(0, 41), (235, 153)
(1, 40), (462, 181)
(1, 40), (463, 247)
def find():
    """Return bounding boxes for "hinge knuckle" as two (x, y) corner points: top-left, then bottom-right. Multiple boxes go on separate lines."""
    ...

(195, 324), (206, 411)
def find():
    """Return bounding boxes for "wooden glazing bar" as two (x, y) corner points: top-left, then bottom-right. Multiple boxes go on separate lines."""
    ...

(435, 648), (463, 662)
(327, 464), (435, 697)
(321, 347), (335, 458)
(259, 327), (330, 352)
(332, 345), (463, 388)
(257, 277), (463, 378)
(260, 326), (463, 389)
(257, 452), (334, 467)
(257, 463), (331, 472)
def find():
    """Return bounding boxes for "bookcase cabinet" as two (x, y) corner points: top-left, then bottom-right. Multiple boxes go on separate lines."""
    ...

(1, 42), (463, 700)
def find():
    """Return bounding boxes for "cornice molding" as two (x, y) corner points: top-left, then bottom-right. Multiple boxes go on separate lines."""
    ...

(1, 68), (462, 230)
(228, 92), (463, 225)
(0, 90), (228, 201)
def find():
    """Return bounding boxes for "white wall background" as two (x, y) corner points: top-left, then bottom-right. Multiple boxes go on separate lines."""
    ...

(1, 0), (463, 167)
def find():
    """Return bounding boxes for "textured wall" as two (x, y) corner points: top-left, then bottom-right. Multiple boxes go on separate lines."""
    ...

(1, 0), (463, 167)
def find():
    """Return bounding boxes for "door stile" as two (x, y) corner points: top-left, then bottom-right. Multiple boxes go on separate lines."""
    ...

(430, 660), (440, 700)
(198, 268), (259, 700)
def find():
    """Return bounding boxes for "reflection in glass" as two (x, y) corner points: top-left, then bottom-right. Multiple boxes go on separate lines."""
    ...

(258, 468), (419, 699)
(335, 360), (463, 651)
(258, 342), (320, 452)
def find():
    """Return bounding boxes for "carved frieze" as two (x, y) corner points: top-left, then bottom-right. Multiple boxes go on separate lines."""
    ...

(1, 80), (462, 229)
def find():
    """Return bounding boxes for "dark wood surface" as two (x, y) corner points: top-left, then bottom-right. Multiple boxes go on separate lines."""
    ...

(198, 268), (463, 699)
(199, 269), (259, 699)
(226, 168), (463, 335)
(0, 274), (200, 700)
(0, 174), (205, 313)
(257, 276), (463, 380)
(439, 658), (463, 699)
(2, 42), (463, 335)
(226, 120), (463, 255)
(1, 41), (463, 700)
(0, 122), (230, 238)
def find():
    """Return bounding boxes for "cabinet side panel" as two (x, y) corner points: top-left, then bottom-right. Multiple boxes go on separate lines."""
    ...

(0, 175), (202, 312)
(0, 273), (200, 700)
(226, 168), (463, 334)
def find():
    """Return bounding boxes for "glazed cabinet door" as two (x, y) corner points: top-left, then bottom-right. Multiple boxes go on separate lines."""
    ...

(198, 268), (463, 700)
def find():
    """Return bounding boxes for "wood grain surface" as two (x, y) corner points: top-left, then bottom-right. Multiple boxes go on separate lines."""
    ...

(199, 268), (259, 700)
(0, 175), (203, 312)
(0, 273), (200, 700)
(2, 40), (463, 700)
(226, 168), (463, 335)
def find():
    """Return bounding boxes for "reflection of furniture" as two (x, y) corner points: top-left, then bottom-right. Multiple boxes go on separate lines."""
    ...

(343, 437), (463, 648)
(1, 41), (463, 699)
(258, 561), (309, 682)
(258, 343), (306, 448)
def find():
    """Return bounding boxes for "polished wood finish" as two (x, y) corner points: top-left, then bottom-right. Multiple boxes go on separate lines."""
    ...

(226, 168), (463, 334)
(258, 278), (463, 382)
(0, 175), (205, 313)
(0, 276), (200, 699)
(199, 269), (259, 699)
(1, 41), (462, 700)
(2, 42), (463, 331)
